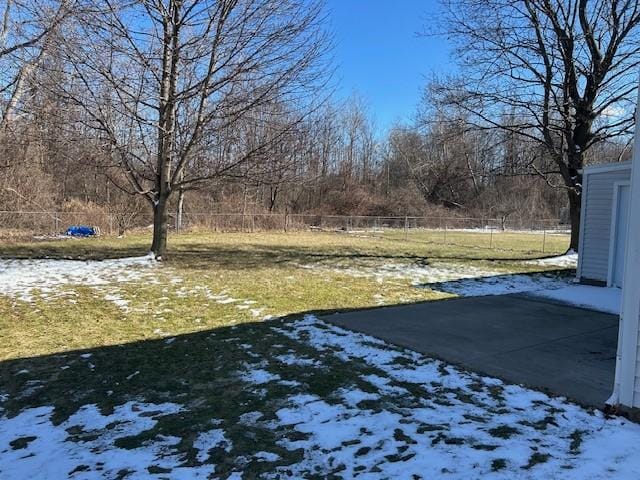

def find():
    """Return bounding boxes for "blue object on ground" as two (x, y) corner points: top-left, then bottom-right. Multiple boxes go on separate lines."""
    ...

(65, 225), (96, 237)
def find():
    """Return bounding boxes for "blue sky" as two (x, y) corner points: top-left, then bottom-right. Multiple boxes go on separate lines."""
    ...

(326, 0), (454, 132)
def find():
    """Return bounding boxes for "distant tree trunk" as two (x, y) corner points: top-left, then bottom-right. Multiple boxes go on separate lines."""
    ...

(176, 188), (185, 232)
(269, 185), (278, 212)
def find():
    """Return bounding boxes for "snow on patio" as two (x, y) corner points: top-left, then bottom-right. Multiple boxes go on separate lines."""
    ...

(1, 315), (640, 478)
(530, 285), (622, 315)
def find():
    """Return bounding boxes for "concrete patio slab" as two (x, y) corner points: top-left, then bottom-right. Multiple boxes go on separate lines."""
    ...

(323, 294), (618, 407)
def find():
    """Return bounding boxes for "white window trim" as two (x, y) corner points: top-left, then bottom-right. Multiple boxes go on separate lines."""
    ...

(576, 172), (589, 280)
(607, 181), (631, 287)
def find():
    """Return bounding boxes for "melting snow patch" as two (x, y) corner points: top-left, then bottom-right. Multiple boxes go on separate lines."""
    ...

(0, 254), (157, 303)
(274, 353), (320, 367)
(241, 366), (281, 385)
(298, 261), (503, 286)
(104, 292), (129, 311)
(193, 427), (231, 463)
(0, 401), (216, 479)
(424, 272), (573, 297)
(254, 451), (280, 462)
(529, 285), (621, 314)
(524, 250), (578, 268)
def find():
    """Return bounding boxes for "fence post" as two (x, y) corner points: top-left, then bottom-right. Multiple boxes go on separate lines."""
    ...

(490, 226), (494, 249)
(444, 223), (448, 245)
(283, 213), (287, 232)
(404, 216), (408, 240)
(542, 228), (547, 253)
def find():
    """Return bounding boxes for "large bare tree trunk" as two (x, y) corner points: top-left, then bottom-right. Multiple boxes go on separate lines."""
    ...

(151, 194), (169, 259)
(567, 189), (581, 252)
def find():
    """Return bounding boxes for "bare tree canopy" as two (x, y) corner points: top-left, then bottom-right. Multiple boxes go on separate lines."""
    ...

(0, 0), (74, 130)
(430, 0), (640, 249)
(58, 0), (330, 257)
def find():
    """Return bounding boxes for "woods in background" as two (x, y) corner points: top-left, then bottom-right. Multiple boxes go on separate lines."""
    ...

(1, 0), (639, 256)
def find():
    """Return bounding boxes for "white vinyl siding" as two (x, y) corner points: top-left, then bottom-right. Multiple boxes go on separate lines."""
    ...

(578, 165), (632, 284)
(635, 325), (640, 407)
(632, 320), (640, 408)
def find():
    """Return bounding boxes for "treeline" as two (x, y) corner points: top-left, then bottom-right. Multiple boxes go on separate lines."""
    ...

(1, 1), (638, 255)
(1, 92), (626, 225)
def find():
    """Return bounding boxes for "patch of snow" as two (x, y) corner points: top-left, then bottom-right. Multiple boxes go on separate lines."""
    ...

(254, 451), (280, 462)
(425, 272), (573, 297)
(238, 411), (263, 425)
(529, 285), (621, 314)
(274, 353), (320, 367)
(524, 250), (578, 268)
(216, 297), (238, 304)
(0, 254), (157, 303)
(0, 401), (216, 479)
(241, 367), (281, 385)
(193, 427), (231, 463)
(298, 261), (503, 286)
(104, 292), (129, 311)
(337, 388), (380, 407)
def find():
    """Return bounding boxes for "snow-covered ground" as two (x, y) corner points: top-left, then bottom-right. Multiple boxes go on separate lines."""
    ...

(270, 317), (640, 478)
(423, 272), (574, 297)
(523, 250), (578, 268)
(0, 401), (216, 479)
(299, 261), (504, 286)
(0, 255), (158, 303)
(2, 315), (639, 479)
(421, 260), (620, 315)
(530, 285), (621, 315)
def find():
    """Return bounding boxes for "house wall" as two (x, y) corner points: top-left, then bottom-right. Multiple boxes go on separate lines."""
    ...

(636, 326), (640, 406)
(578, 164), (632, 285)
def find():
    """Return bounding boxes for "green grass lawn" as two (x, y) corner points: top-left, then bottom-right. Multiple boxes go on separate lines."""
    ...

(0, 231), (570, 360)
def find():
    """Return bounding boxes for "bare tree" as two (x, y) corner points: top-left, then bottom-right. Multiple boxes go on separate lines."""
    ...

(0, 0), (75, 131)
(61, 0), (329, 258)
(431, 0), (640, 249)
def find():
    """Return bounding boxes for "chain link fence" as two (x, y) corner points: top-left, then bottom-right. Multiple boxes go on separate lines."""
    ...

(0, 211), (570, 254)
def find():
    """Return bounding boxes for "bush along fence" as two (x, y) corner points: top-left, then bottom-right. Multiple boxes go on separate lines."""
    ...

(0, 211), (570, 254)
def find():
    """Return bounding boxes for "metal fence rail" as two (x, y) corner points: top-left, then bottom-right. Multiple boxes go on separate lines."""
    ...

(0, 210), (570, 253)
